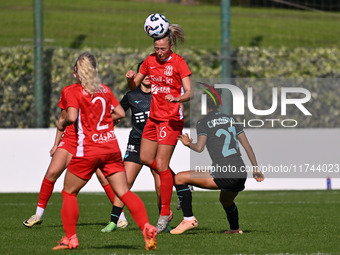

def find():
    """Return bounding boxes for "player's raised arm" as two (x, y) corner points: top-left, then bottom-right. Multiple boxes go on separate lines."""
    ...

(126, 70), (144, 90)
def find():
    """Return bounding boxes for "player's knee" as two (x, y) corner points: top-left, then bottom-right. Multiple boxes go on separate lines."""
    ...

(155, 159), (169, 172)
(115, 187), (130, 199)
(219, 193), (234, 207)
(220, 198), (233, 208)
(45, 169), (63, 182)
(140, 155), (152, 166)
(174, 173), (186, 185)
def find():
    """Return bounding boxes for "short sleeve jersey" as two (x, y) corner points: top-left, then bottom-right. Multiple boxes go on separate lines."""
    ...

(196, 111), (245, 166)
(120, 86), (151, 145)
(139, 52), (191, 121)
(62, 83), (120, 157)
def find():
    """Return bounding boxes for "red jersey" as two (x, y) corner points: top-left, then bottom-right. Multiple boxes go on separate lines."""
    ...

(62, 83), (121, 157)
(139, 52), (191, 121)
(58, 85), (77, 153)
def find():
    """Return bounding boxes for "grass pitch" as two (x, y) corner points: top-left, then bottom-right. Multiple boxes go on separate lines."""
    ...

(1, 190), (339, 254)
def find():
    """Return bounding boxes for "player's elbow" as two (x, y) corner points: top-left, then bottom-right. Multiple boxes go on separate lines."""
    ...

(189, 89), (194, 100)
(195, 144), (205, 153)
(66, 113), (77, 123)
(117, 110), (125, 119)
(65, 107), (78, 124)
(197, 147), (204, 153)
(112, 105), (126, 119)
(127, 84), (135, 90)
(127, 81), (138, 91)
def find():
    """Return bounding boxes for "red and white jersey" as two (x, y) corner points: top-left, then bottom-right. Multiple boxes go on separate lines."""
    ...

(140, 52), (191, 121)
(62, 83), (121, 157)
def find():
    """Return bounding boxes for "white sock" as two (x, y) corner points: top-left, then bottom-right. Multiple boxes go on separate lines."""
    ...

(36, 206), (45, 218)
(119, 211), (127, 221)
(184, 216), (194, 221)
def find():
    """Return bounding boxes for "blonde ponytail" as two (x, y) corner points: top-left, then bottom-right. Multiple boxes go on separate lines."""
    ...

(155, 23), (185, 47)
(74, 52), (102, 95)
(168, 24), (185, 47)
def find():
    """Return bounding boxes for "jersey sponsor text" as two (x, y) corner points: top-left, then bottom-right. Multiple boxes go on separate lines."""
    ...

(92, 130), (116, 143)
(207, 117), (234, 128)
(151, 84), (170, 94)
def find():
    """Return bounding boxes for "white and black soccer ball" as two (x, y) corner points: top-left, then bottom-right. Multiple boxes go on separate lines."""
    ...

(144, 13), (169, 39)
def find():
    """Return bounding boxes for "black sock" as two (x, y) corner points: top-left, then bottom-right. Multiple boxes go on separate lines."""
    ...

(223, 203), (239, 230)
(175, 185), (193, 217)
(110, 206), (123, 224)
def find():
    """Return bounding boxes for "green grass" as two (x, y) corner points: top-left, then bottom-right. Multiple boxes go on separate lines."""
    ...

(1, 190), (339, 254)
(0, 0), (340, 50)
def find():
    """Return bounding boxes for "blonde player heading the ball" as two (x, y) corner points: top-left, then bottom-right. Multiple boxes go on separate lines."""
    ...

(126, 13), (192, 233)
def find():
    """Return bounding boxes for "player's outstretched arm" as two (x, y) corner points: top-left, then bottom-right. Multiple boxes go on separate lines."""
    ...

(237, 132), (264, 182)
(178, 133), (207, 153)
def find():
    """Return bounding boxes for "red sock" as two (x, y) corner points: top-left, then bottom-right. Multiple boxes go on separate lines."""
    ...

(37, 177), (55, 209)
(61, 190), (79, 238)
(120, 191), (148, 230)
(159, 169), (173, 216)
(149, 159), (158, 173)
(103, 184), (115, 204)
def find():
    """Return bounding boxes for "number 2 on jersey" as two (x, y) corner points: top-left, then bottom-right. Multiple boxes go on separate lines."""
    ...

(92, 97), (109, 131)
(215, 126), (238, 157)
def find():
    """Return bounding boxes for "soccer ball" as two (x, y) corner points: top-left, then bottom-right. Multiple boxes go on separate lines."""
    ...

(144, 13), (169, 39)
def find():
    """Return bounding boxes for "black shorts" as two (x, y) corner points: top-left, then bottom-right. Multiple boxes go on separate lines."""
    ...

(213, 177), (246, 192)
(123, 144), (142, 165)
(210, 164), (247, 192)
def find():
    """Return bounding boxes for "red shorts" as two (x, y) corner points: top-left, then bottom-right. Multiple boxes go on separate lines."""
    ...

(142, 118), (184, 146)
(67, 152), (126, 180)
(58, 138), (77, 156)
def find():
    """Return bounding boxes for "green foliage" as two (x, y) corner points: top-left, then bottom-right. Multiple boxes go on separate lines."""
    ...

(1, 46), (340, 128)
(234, 47), (340, 78)
(1, 190), (339, 254)
(0, 47), (35, 128)
(232, 47), (340, 128)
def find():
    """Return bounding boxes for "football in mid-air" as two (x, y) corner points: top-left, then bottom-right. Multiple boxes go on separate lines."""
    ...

(144, 13), (169, 38)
